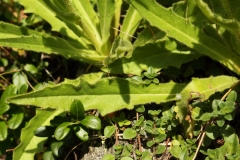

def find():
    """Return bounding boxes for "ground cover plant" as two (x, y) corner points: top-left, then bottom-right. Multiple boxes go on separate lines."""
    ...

(0, 0), (240, 159)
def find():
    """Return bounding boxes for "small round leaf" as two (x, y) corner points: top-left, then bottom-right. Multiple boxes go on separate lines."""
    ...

(123, 128), (137, 139)
(155, 134), (166, 143)
(216, 119), (225, 127)
(146, 140), (155, 147)
(134, 105), (145, 113)
(102, 153), (115, 160)
(104, 126), (116, 138)
(200, 113), (213, 121)
(24, 63), (38, 74)
(206, 124), (219, 140)
(156, 145), (165, 154)
(226, 91), (237, 102)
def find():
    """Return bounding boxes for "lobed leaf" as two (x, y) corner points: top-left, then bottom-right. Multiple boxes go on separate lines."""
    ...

(8, 77), (183, 115)
(8, 76), (237, 116)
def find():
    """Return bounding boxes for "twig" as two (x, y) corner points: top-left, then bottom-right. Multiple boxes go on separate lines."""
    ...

(192, 122), (209, 160)
(115, 123), (119, 145)
(136, 112), (142, 152)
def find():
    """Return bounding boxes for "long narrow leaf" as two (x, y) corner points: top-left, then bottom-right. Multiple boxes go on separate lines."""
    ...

(72, 0), (102, 52)
(16, 0), (88, 46)
(0, 22), (105, 62)
(119, 5), (142, 40)
(126, 0), (240, 74)
(98, 0), (115, 55)
(8, 76), (237, 116)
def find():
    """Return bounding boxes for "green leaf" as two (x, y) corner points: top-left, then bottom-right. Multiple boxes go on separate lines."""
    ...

(34, 126), (55, 137)
(0, 22), (103, 63)
(7, 108), (24, 129)
(216, 119), (225, 127)
(219, 102), (235, 115)
(13, 109), (65, 160)
(71, 0), (101, 52)
(97, 0), (115, 55)
(9, 76), (238, 116)
(179, 147), (188, 160)
(13, 72), (28, 90)
(155, 134), (166, 143)
(224, 134), (239, 154)
(126, 0), (240, 74)
(51, 141), (64, 157)
(112, 113), (131, 127)
(200, 113), (214, 122)
(24, 64), (38, 74)
(0, 85), (17, 115)
(206, 124), (219, 140)
(104, 126), (116, 138)
(119, 5), (142, 40)
(133, 27), (166, 48)
(16, 0), (88, 46)
(74, 126), (89, 141)
(195, 0), (240, 34)
(103, 43), (201, 75)
(70, 100), (85, 119)
(123, 128), (137, 139)
(50, 116), (67, 127)
(177, 75), (237, 126)
(142, 151), (152, 160)
(43, 149), (55, 160)
(212, 99), (221, 111)
(80, 115), (101, 130)
(169, 145), (181, 158)
(134, 105), (145, 113)
(121, 157), (133, 160)
(102, 153), (115, 160)
(220, 124), (235, 138)
(226, 90), (237, 102)
(191, 107), (202, 120)
(148, 110), (161, 116)
(54, 122), (72, 140)
(134, 116), (144, 127)
(155, 145), (165, 154)
(224, 112), (235, 121)
(146, 140), (155, 147)
(0, 120), (7, 141)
